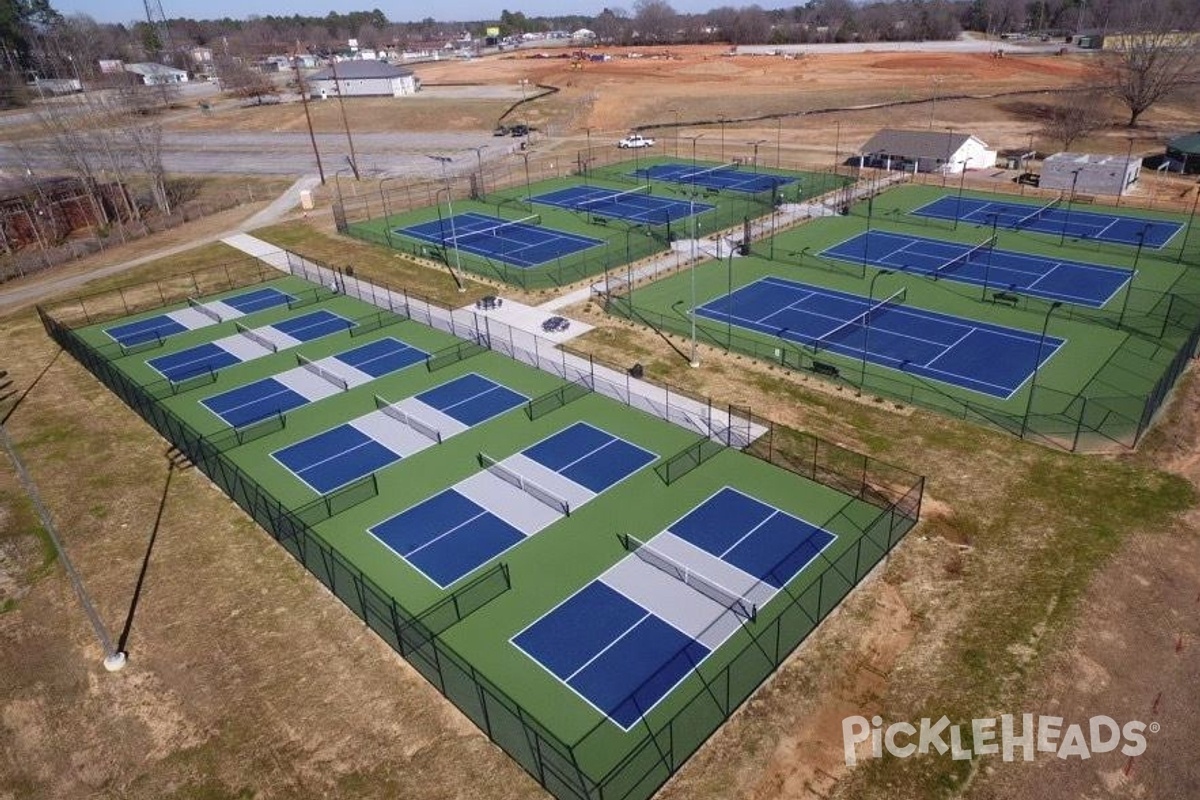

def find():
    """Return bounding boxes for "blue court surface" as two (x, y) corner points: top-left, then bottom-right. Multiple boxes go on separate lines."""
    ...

(271, 309), (354, 342)
(398, 213), (603, 268)
(634, 162), (796, 194)
(146, 310), (352, 383)
(273, 373), (526, 494)
(201, 338), (426, 428)
(696, 277), (1065, 398)
(148, 342), (243, 383)
(513, 487), (836, 728)
(822, 230), (1131, 307)
(369, 422), (657, 587)
(530, 186), (714, 225)
(104, 287), (293, 348)
(913, 195), (1182, 248)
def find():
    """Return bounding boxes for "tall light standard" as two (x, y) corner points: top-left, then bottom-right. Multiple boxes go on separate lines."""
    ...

(668, 108), (680, 157)
(748, 139), (767, 173)
(1178, 181), (1199, 265)
(929, 76), (943, 129)
(470, 144), (488, 197)
(980, 213), (999, 301)
(942, 126), (955, 188)
(1020, 301), (1063, 439)
(517, 78), (531, 148)
(953, 159), (969, 230)
(378, 174), (403, 248)
(519, 150), (533, 206)
(1119, 223), (1151, 327)
(1059, 169), (1081, 247)
(776, 118), (783, 169)
(725, 245), (736, 350)
(680, 133), (706, 368)
(428, 154), (467, 292)
(1116, 137), (1135, 208)
(860, 269), (894, 393)
(718, 115), (727, 162)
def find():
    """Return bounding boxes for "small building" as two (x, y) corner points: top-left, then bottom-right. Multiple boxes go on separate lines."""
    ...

(1040, 152), (1141, 196)
(124, 62), (190, 85)
(857, 129), (997, 174)
(190, 47), (214, 65)
(1165, 132), (1200, 174)
(308, 61), (419, 99)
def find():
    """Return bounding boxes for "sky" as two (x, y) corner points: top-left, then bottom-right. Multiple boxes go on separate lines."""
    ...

(54, 0), (750, 26)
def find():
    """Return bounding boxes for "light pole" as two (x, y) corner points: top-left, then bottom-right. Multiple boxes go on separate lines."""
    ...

(1059, 169), (1081, 247)
(776, 118), (783, 169)
(954, 159), (969, 230)
(470, 145), (488, 197)
(379, 174), (403, 248)
(292, 56), (326, 184)
(749, 139), (767, 173)
(1021, 301), (1063, 439)
(943, 126), (955, 188)
(518, 78), (531, 148)
(726, 245), (736, 350)
(322, 51), (360, 180)
(680, 133), (706, 368)
(861, 269), (894, 393)
(1117, 137), (1135, 208)
(981, 213), (999, 300)
(1119, 223), (1151, 327)
(718, 115), (727, 162)
(929, 76), (942, 129)
(1178, 181), (1199, 265)
(520, 150), (533, 206)
(428, 155), (467, 292)
(668, 109), (680, 157)
(834, 119), (842, 172)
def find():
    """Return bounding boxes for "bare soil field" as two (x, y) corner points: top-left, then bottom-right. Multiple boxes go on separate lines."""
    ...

(2, 43), (1200, 800)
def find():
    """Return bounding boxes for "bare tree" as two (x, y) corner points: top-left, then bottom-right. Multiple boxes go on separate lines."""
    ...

(633, 0), (678, 44)
(1101, 25), (1199, 127)
(1039, 89), (1110, 149)
(125, 121), (171, 215)
(215, 56), (277, 104)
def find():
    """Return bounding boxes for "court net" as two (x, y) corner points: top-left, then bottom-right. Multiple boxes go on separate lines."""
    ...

(1011, 197), (1061, 230)
(443, 215), (540, 247)
(577, 184), (651, 213)
(811, 287), (907, 354)
(297, 354), (349, 391)
(932, 236), (996, 280)
(187, 297), (223, 323)
(678, 162), (740, 184)
(621, 533), (757, 622)
(478, 451), (570, 516)
(234, 322), (278, 352)
(374, 395), (443, 444)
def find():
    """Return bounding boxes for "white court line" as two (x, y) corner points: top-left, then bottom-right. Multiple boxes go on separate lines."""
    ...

(404, 507), (492, 559)
(921, 328), (976, 370)
(564, 612), (653, 683)
(206, 382), (296, 422)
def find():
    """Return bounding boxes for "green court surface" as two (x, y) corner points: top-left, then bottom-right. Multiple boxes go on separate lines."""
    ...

(43, 271), (921, 800)
(342, 157), (850, 291)
(608, 183), (1200, 450)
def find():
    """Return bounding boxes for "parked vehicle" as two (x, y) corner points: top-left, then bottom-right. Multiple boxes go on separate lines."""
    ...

(618, 134), (655, 149)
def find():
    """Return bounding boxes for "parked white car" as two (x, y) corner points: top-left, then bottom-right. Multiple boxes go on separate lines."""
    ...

(617, 134), (656, 149)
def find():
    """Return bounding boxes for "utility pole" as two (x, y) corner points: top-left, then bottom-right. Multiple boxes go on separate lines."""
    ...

(292, 49), (325, 185)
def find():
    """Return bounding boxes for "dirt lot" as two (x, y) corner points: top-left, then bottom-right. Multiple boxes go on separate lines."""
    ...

(2, 45), (1200, 800)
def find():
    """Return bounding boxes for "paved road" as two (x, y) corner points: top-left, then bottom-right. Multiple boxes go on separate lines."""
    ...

(0, 129), (507, 179)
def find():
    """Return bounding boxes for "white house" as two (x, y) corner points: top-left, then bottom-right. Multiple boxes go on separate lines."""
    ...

(1041, 152), (1142, 196)
(858, 129), (997, 174)
(309, 61), (419, 98)
(124, 62), (190, 85)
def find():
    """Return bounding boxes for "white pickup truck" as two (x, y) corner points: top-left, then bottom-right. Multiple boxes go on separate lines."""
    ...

(617, 134), (656, 149)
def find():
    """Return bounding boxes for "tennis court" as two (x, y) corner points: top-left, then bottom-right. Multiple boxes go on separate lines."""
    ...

(695, 276), (1064, 398)
(635, 162), (795, 194)
(398, 212), (603, 268)
(821, 230), (1131, 307)
(368, 422), (656, 587)
(913, 195), (1183, 248)
(272, 373), (527, 494)
(513, 486), (835, 729)
(200, 338), (427, 428)
(530, 185), (714, 225)
(146, 310), (354, 383)
(104, 286), (294, 347)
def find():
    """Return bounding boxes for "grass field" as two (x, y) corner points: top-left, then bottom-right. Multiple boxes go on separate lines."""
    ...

(45, 271), (920, 798)
(607, 182), (1200, 450)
